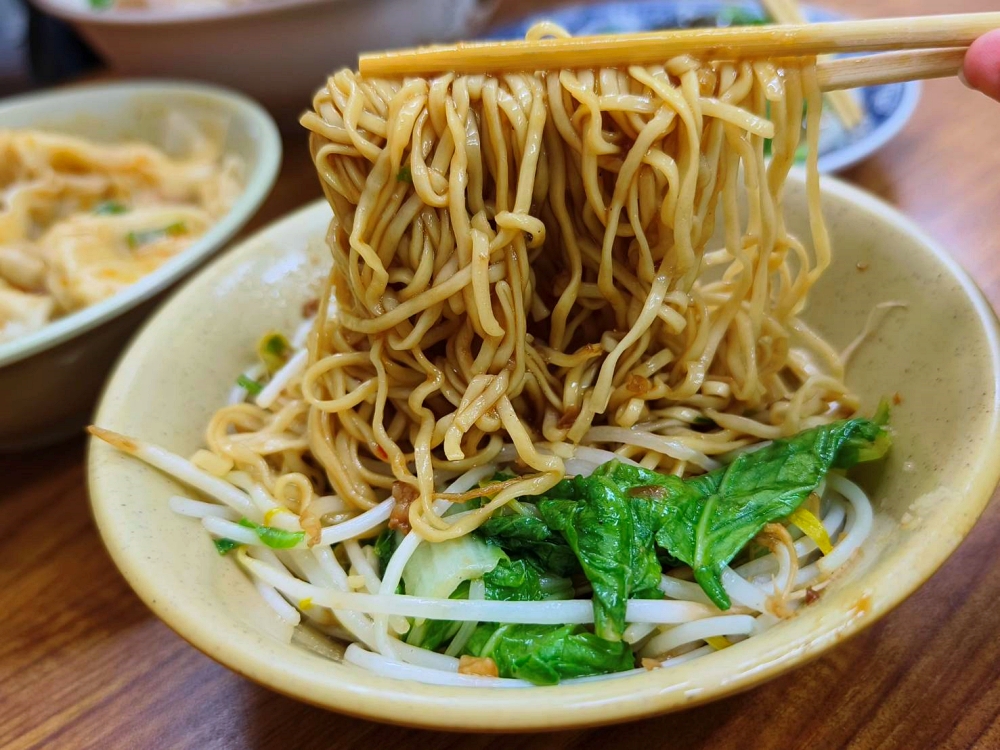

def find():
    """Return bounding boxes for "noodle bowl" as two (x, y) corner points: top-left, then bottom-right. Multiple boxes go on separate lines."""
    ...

(92, 25), (891, 687)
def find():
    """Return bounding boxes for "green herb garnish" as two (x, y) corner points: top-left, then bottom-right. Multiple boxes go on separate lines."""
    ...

(397, 166), (413, 183)
(213, 538), (241, 555)
(257, 331), (290, 374)
(126, 221), (187, 249)
(93, 200), (127, 215)
(237, 518), (305, 549)
(236, 374), (264, 395)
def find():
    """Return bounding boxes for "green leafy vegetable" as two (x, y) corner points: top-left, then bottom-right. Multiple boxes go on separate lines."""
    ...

(598, 415), (891, 609)
(407, 581), (469, 651)
(93, 200), (127, 215)
(397, 166), (413, 183)
(464, 623), (635, 685)
(477, 512), (581, 577)
(475, 413), (890, 627)
(718, 7), (767, 27)
(237, 374), (263, 395)
(482, 558), (573, 602)
(213, 538), (240, 555)
(374, 528), (401, 579)
(257, 332), (290, 374)
(126, 221), (187, 249)
(461, 560), (618, 684)
(89, 0), (114, 8)
(402, 533), (504, 600)
(399, 533), (504, 649)
(537, 479), (664, 641)
(237, 518), (305, 549)
(371, 413), (889, 684)
(406, 556), (571, 651)
(482, 558), (544, 601)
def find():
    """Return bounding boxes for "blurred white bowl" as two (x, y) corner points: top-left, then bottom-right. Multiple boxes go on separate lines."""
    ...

(29, 0), (497, 122)
(0, 80), (281, 450)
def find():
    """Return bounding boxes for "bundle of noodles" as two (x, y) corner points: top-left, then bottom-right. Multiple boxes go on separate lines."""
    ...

(231, 24), (859, 543)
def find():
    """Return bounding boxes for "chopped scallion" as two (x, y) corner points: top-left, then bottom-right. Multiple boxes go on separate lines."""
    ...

(126, 221), (187, 249)
(93, 200), (127, 215)
(237, 374), (264, 395)
(237, 518), (305, 549)
(213, 538), (241, 555)
(257, 331), (290, 373)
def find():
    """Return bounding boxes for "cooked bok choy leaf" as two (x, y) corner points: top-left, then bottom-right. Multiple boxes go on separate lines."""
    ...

(401, 536), (573, 652)
(538, 482), (665, 642)
(402, 533), (505, 600)
(475, 412), (890, 634)
(477, 512), (581, 577)
(647, 413), (889, 609)
(464, 623), (635, 685)
(456, 558), (597, 684)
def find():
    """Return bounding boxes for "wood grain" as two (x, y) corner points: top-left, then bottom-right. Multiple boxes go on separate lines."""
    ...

(3, 0), (1000, 747)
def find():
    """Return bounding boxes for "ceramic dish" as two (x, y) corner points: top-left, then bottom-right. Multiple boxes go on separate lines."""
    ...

(487, 0), (922, 173)
(88, 176), (1000, 731)
(30, 0), (497, 122)
(0, 81), (281, 450)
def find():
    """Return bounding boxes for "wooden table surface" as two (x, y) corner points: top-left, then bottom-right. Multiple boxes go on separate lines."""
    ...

(4, 0), (1000, 747)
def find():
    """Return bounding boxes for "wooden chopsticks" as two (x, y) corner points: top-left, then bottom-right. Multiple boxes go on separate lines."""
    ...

(358, 12), (1000, 79)
(816, 48), (967, 91)
(759, 0), (864, 127)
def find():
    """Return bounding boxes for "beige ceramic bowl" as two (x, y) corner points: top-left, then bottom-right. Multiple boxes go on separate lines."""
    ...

(88, 177), (1000, 731)
(0, 81), (281, 450)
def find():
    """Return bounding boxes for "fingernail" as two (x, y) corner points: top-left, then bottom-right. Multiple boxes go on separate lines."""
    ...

(958, 67), (970, 88)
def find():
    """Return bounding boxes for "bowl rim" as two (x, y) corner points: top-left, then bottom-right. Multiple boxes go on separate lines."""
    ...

(0, 79), (282, 368)
(87, 181), (1000, 731)
(31, 0), (370, 26)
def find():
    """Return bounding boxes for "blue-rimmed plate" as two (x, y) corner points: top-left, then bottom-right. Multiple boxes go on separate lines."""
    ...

(485, 0), (921, 173)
